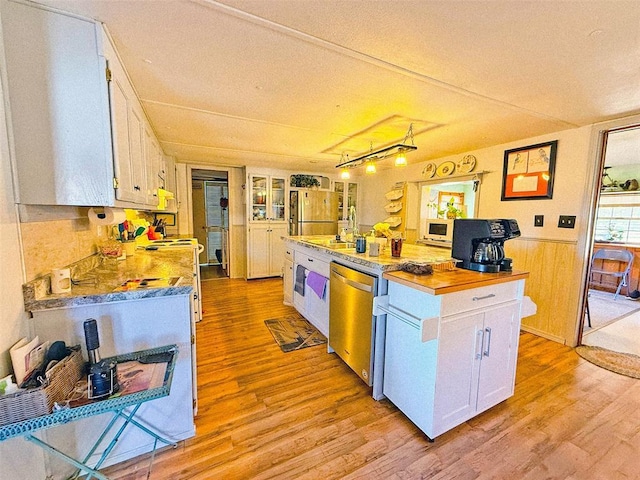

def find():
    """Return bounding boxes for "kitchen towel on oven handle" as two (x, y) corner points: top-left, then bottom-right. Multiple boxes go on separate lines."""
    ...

(307, 271), (328, 300)
(294, 265), (306, 296)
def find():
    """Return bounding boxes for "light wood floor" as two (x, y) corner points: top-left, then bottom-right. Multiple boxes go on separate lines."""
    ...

(104, 278), (640, 479)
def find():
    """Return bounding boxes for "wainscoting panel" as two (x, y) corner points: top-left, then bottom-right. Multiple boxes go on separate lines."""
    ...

(507, 237), (583, 344)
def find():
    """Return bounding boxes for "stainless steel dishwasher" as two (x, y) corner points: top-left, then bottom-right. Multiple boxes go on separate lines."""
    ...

(329, 262), (378, 386)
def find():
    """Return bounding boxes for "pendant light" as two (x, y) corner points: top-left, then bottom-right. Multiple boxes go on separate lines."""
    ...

(394, 149), (408, 167)
(365, 160), (376, 174)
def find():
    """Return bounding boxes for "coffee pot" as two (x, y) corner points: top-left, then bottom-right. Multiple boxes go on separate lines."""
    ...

(473, 242), (504, 263)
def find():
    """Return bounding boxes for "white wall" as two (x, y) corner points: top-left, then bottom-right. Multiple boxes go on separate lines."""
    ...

(0, 49), (47, 478)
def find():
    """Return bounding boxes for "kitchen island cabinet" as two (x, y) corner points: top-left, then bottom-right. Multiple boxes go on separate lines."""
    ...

(379, 274), (527, 439)
(21, 249), (197, 478)
(283, 235), (531, 432)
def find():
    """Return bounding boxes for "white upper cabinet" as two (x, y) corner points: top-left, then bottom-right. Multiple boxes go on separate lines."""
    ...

(1, 0), (114, 206)
(1, 1), (165, 209)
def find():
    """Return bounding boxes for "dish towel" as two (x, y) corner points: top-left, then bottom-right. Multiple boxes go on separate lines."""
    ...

(307, 271), (328, 300)
(294, 265), (306, 296)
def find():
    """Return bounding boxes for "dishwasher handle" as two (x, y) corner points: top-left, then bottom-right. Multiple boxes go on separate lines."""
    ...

(331, 268), (373, 293)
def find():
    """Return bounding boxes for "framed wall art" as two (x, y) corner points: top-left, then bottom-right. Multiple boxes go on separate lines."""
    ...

(501, 140), (557, 200)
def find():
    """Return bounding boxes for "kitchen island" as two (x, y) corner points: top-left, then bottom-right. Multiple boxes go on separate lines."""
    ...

(20, 249), (197, 478)
(284, 235), (531, 439)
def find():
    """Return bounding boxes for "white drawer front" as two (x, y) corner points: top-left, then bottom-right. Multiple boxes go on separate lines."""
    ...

(441, 281), (519, 317)
(284, 246), (294, 261)
(296, 253), (330, 278)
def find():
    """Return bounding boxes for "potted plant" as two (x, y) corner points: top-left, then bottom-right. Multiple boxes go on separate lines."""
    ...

(439, 198), (464, 219)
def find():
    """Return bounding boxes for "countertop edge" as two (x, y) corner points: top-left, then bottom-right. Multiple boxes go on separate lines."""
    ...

(383, 270), (530, 295)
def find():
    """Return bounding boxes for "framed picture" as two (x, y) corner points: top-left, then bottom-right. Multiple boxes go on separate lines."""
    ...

(501, 140), (557, 200)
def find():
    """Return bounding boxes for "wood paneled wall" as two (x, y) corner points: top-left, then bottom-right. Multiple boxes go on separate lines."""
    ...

(506, 237), (585, 345)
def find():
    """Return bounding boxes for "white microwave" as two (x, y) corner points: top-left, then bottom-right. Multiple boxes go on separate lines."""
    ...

(420, 218), (454, 247)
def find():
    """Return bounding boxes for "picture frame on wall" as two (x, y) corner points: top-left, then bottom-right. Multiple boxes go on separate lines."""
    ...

(501, 140), (557, 200)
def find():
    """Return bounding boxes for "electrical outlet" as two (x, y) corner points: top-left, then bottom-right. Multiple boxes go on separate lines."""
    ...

(534, 215), (544, 227)
(558, 215), (576, 228)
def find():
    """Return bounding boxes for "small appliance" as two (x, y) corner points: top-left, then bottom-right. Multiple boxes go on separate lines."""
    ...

(83, 318), (119, 399)
(451, 219), (520, 272)
(418, 218), (454, 247)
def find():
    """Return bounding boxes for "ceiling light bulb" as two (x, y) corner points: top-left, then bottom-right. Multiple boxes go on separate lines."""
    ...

(365, 161), (376, 174)
(395, 151), (407, 167)
(340, 168), (350, 179)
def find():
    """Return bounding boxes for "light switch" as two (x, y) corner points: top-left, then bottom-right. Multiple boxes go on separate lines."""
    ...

(534, 215), (544, 227)
(558, 215), (576, 228)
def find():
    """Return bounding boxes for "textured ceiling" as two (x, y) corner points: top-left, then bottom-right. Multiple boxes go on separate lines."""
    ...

(29, 0), (640, 172)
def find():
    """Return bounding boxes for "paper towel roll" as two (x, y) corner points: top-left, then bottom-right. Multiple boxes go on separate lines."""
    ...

(88, 207), (127, 225)
(51, 268), (71, 294)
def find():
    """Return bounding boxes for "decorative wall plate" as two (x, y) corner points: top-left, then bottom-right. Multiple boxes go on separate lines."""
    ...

(456, 155), (477, 174)
(421, 163), (436, 178)
(436, 161), (456, 177)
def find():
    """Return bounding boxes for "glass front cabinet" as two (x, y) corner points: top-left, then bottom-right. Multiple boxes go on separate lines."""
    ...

(335, 181), (358, 221)
(249, 174), (286, 223)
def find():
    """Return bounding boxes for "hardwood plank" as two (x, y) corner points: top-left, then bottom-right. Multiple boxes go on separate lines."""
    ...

(103, 277), (640, 480)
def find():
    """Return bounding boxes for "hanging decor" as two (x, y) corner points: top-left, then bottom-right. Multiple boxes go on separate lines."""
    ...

(335, 124), (417, 174)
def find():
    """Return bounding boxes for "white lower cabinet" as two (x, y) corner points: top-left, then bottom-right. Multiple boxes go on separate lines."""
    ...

(382, 280), (523, 439)
(433, 301), (520, 436)
(247, 223), (288, 278)
(288, 244), (331, 337)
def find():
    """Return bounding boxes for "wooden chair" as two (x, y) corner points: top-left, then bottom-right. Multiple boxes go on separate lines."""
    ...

(590, 248), (634, 300)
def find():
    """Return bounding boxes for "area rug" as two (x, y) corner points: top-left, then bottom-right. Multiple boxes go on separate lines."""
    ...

(264, 315), (327, 353)
(575, 345), (640, 379)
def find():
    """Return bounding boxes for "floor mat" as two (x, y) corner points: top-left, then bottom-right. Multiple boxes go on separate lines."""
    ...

(264, 315), (327, 353)
(576, 345), (640, 379)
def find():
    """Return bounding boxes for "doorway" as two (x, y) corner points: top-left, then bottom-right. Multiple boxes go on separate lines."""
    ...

(192, 169), (229, 280)
(580, 125), (640, 354)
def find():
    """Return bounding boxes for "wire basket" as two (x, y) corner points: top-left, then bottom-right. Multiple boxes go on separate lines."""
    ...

(0, 346), (84, 427)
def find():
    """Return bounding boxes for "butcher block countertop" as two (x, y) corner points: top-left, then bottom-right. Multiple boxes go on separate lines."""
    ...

(383, 269), (529, 296)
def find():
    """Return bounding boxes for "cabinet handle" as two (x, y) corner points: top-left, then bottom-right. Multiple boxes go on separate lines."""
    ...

(475, 330), (484, 359)
(483, 327), (492, 357)
(134, 185), (141, 191)
(307, 258), (314, 262)
(472, 294), (496, 302)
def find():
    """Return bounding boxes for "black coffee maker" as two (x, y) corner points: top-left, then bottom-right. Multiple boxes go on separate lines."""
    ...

(452, 219), (521, 272)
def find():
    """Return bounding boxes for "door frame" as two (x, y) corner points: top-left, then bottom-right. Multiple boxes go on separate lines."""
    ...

(576, 114), (640, 345)
(185, 164), (234, 277)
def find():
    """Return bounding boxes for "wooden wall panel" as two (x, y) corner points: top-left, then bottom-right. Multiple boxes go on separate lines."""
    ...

(506, 237), (583, 344)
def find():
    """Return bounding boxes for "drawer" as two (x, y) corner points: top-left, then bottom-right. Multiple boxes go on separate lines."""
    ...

(296, 252), (330, 278)
(440, 281), (519, 317)
(284, 246), (294, 261)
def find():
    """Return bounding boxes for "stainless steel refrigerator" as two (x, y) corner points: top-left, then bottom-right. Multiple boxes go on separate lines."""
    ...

(289, 190), (339, 236)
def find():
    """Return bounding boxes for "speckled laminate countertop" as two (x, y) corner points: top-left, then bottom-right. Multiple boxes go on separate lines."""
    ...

(284, 235), (455, 272)
(23, 249), (194, 312)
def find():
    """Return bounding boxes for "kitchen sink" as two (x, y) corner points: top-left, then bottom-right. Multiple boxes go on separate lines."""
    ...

(303, 239), (355, 250)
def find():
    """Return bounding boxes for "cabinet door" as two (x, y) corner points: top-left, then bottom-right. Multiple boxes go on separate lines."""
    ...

(250, 175), (268, 222)
(476, 301), (520, 413)
(1, 1), (114, 206)
(433, 311), (483, 436)
(283, 258), (293, 305)
(107, 38), (146, 204)
(269, 224), (288, 276)
(247, 225), (270, 278)
(270, 177), (286, 222)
